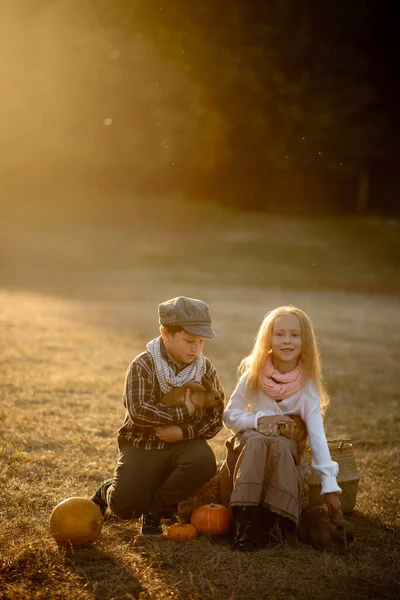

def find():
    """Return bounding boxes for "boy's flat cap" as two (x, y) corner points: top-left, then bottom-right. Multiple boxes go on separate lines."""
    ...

(159, 296), (216, 338)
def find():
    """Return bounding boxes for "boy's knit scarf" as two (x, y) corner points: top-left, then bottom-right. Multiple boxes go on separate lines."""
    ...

(146, 336), (206, 394)
(258, 354), (305, 400)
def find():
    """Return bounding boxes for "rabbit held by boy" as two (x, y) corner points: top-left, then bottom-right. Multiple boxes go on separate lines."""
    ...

(299, 504), (354, 550)
(161, 376), (224, 418)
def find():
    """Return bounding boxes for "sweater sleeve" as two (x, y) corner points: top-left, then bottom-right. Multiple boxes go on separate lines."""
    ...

(304, 386), (342, 495)
(223, 375), (260, 433)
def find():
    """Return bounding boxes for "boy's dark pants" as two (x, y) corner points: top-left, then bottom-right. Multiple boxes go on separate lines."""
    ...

(99, 436), (216, 519)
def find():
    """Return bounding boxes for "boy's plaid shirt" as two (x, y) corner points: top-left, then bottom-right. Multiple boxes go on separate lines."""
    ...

(118, 348), (225, 450)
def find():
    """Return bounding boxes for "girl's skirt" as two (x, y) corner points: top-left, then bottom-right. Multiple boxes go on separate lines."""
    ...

(226, 430), (302, 524)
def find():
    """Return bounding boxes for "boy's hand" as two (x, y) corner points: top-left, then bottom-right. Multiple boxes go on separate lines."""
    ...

(155, 425), (184, 443)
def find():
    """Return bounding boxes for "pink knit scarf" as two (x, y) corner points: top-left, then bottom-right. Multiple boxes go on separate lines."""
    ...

(258, 354), (305, 400)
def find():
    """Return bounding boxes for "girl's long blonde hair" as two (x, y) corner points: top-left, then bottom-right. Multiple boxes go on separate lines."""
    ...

(239, 306), (330, 415)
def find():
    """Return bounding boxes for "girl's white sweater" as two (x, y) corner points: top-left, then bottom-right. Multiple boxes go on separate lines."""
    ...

(223, 374), (341, 495)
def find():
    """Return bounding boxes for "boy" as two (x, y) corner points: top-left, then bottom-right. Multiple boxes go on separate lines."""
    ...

(91, 296), (225, 534)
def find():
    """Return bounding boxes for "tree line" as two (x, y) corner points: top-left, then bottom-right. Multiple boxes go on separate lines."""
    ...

(2, 0), (399, 212)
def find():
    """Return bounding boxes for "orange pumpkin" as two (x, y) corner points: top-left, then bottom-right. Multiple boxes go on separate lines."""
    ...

(190, 503), (230, 536)
(167, 520), (197, 542)
(49, 497), (103, 546)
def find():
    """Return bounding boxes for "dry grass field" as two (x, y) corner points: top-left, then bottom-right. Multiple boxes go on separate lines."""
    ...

(1, 186), (399, 599)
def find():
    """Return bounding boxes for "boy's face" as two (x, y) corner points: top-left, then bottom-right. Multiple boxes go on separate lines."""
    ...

(161, 329), (205, 364)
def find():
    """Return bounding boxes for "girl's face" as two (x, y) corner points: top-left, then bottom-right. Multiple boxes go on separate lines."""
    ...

(271, 313), (302, 372)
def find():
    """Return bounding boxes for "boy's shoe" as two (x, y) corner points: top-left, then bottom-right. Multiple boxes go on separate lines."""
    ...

(90, 486), (108, 516)
(141, 512), (163, 536)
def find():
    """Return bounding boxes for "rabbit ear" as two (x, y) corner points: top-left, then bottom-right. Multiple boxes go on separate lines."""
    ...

(202, 374), (213, 391)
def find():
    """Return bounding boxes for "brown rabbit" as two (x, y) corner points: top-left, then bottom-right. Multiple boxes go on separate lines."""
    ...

(161, 375), (223, 418)
(259, 414), (308, 462)
(279, 414), (308, 460)
(298, 504), (354, 550)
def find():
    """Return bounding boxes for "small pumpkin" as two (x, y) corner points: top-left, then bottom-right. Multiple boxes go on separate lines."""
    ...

(190, 503), (230, 536)
(167, 515), (197, 542)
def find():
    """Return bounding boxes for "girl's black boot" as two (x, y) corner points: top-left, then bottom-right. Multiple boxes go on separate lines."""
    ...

(261, 507), (297, 544)
(231, 505), (266, 551)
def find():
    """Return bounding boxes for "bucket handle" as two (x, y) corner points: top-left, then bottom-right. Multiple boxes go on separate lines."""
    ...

(329, 439), (352, 452)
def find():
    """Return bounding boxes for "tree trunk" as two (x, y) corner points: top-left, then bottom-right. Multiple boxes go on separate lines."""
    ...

(357, 169), (370, 213)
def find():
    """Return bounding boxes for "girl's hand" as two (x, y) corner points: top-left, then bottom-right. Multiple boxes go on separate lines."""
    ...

(324, 493), (343, 518)
(258, 415), (294, 426)
(155, 425), (184, 443)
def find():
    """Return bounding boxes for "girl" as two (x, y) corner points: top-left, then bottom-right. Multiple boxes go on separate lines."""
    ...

(223, 306), (342, 551)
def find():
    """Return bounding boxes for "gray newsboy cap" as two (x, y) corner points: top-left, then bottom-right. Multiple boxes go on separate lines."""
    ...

(159, 296), (216, 338)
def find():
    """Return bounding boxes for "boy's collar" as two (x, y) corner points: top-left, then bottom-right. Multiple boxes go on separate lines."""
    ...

(160, 338), (187, 371)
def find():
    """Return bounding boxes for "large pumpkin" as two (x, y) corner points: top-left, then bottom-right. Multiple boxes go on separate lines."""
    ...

(49, 497), (103, 546)
(190, 503), (230, 536)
